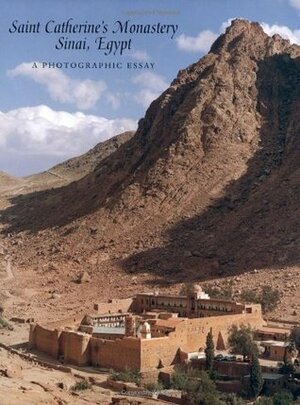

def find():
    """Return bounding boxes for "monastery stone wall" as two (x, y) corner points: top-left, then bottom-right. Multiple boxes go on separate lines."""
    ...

(90, 336), (141, 371)
(29, 305), (264, 372)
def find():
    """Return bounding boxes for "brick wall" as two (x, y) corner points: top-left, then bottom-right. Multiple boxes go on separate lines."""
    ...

(30, 325), (91, 365)
(29, 324), (61, 358)
(62, 331), (91, 366)
(190, 358), (250, 378)
(269, 345), (287, 362)
(179, 311), (265, 351)
(140, 312), (264, 371)
(214, 361), (250, 378)
(141, 336), (181, 371)
(29, 309), (264, 372)
(90, 336), (141, 371)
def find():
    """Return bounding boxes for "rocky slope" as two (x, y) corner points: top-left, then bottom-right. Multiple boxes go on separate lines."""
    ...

(27, 130), (134, 187)
(1, 19), (300, 321)
(0, 131), (134, 197)
(0, 171), (22, 190)
(0, 346), (163, 405)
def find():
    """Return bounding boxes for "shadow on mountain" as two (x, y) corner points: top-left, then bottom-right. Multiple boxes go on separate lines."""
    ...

(1, 54), (300, 282)
(0, 76), (199, 234)
(120, 53), (300, 283)
(0, 130), (137, 233)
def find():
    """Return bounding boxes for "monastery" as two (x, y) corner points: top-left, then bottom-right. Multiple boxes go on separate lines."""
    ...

(29, 286), (270, 372)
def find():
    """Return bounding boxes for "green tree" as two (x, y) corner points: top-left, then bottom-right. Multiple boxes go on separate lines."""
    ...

(180, 282), (198, 296)
(279, 361), (295, 376)
(170, 368), (189, 390)
(205, 330), (215, 372)
(259, 286), (280, 313)
(239, 287), (280, 313)
(144, 381), (164, 392)
(280, 343), (296, 376)
(205, 281), (234, 300)
(290, 326), (300, 351)
(250, 349), (263, 398)
(227, 325), (256, 360)
(186, 371), (223, 405)
(240, 289), (259, 304)
(273, 390), (293, 405)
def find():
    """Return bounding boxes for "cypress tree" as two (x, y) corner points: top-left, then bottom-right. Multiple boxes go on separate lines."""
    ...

(205, 330), (215, 371)
(249, 349), (263, 398)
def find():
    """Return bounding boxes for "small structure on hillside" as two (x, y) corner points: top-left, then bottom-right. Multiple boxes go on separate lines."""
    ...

(260, 340), (296, 362)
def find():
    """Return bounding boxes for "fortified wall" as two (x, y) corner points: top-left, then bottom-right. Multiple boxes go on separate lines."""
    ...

(140, 309), (265, 371)
(29, 324), (141, 370)
(90, 336), (141, 370)
(29, 305), (264, 372)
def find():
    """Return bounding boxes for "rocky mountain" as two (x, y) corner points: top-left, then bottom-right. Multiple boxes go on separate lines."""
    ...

(1, 19), (300, 322)
(27, 131), (134, 186)
(0, 172), (24, 204)
(0, 131), (134, 196)
(0, 171), (21, 187)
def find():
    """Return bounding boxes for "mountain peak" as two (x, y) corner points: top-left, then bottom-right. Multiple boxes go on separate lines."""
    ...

(210, 18), (298, 58)
(226, 18), (263, 34)
(210, 19), (266, 54)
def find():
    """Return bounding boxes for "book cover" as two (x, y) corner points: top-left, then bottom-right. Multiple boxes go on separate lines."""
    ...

(0, 1), (299, 404)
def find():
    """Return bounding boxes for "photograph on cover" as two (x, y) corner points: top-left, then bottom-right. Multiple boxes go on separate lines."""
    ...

(0, 1), (299, 404)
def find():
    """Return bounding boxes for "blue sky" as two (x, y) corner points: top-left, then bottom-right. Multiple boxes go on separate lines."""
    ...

(1, 0), (300, 175)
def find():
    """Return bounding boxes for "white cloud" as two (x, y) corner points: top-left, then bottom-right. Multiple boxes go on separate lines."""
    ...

(0, 105), (137, 175)
(290, 0), (300, 10)
(106, 93), (122, 110)
(132, 72), (168, 92)
(132, 72), (169, 108)
(260, 23), (300, 44)
(7, 62), (107, 110)
(131, 49), (150, 62)
(175, 18), (237, 53)
(134, 89), (162, 109)
(176, 30), (218, 53)
(220, 18), (236, 33)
